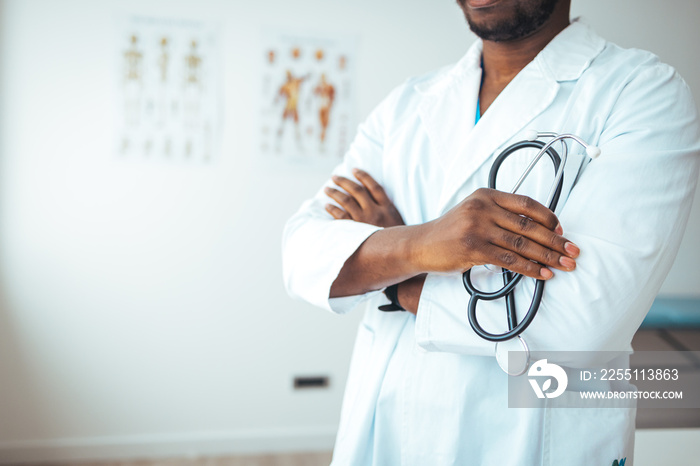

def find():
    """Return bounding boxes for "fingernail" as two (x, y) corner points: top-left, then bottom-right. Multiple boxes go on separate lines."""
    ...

(353, 168), (364, 175)
(324, 186), (332, 194)
(564, 242), (580, 257)
(559, 256), (576, 270)
(331, 175), (339, 182)
(540, 268), (553, 280)
(555, 223), (563, 235)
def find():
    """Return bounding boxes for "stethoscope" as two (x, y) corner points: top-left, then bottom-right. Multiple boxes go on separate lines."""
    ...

(463, 130), (600, 376)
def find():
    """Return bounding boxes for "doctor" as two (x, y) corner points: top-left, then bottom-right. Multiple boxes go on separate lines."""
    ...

(283, 0), (700, 464)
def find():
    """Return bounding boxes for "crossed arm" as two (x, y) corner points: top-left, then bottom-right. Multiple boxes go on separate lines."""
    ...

(284, 63), (699, 362)
(323, 168), (580, 314)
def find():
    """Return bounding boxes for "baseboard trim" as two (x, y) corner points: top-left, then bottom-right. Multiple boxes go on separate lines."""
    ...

(0, 426), (337, 464)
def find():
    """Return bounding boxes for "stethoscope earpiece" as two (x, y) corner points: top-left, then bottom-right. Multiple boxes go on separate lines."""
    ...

(522, 129), (539, 142)
(586, 146), (601, 159)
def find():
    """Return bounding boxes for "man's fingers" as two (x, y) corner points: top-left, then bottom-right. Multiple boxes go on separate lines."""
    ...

(482, 244), (554, 280)
(352, 168), (389, 204)
(324, 187), (361, 217)
(489, 189), (560, 232)
(491, 231), (576, 271)
(325, 204), (351, 220)
(497, 209), (579, 258)
(331, 175), (374, 208)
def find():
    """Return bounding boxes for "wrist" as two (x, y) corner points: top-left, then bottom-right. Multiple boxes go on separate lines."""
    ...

(378, 283), (405, 312)
(397, 273), (427, 315)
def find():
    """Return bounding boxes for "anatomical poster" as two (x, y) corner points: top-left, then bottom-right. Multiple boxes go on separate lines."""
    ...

(257, 30), (357, 163)
(115, 16), (221, 163)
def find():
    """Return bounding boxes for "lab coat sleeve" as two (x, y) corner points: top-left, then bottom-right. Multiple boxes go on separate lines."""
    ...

(414, 63), (700, 363)
(282, 87), (404, 314)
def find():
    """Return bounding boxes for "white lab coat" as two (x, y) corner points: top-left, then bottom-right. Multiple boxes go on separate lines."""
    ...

(283, 22), (700, 466)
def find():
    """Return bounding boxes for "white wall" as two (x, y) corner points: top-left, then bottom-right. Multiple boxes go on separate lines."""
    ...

(0, 0), (471, 462)
(0, 0), (697, 463)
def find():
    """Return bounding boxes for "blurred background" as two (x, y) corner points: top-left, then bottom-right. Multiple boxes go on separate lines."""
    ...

(0, 0), (698, 464)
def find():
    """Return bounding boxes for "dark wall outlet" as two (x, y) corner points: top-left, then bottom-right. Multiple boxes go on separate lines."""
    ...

(294, 376), (330, 389)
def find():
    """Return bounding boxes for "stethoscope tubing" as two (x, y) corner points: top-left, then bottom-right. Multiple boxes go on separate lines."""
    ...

(465, 272), (545, 342)
(463, 139), (563, 342)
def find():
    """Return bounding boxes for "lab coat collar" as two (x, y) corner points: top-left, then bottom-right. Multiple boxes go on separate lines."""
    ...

(536, 20), (606, 82)
(414, 20), (606, 214)
(414, 36), (483, 96)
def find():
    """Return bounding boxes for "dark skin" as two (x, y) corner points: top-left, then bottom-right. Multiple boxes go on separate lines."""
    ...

(474, 0), (571, 115)
(326, 0), (577, 314)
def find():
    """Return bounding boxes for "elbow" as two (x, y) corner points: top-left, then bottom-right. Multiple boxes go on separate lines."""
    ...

(280, 214), (336, 312)
(530, 299), (643, 368)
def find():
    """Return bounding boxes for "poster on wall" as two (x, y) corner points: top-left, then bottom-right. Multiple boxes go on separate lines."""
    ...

(115, 16), (221, 163)
(258, 29), (357, 164)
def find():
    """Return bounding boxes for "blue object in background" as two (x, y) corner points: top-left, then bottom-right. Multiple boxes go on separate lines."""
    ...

(641, 297), (700, 328)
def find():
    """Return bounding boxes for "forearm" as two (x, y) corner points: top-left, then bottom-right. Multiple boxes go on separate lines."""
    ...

(329, 224), (425, 298)
(330, 187), (577, 300)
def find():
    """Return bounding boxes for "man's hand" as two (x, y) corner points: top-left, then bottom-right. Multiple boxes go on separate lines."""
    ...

(414, 187), (578, 280)
(325, 169), (425, 313)
(324, 169), (405, 228)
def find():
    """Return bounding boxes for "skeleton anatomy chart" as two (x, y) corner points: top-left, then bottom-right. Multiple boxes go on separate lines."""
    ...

(258, 30), (357, 162)
(116, 16), (221, 163)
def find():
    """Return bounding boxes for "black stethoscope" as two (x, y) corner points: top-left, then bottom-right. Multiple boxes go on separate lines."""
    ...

(463, 130), (600, 376)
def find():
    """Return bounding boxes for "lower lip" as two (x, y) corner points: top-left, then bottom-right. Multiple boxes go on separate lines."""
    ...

(467, 0), (500, 8)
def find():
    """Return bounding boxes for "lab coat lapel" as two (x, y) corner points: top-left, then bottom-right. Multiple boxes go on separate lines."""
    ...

(415, 43), (483, 178)
(437, 64), (560, 214)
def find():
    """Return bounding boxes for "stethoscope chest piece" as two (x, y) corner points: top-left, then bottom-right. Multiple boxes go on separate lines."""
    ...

(495, 335), (530, 376)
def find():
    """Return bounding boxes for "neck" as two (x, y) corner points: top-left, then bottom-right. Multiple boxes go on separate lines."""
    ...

(481, 2), (570, 85)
